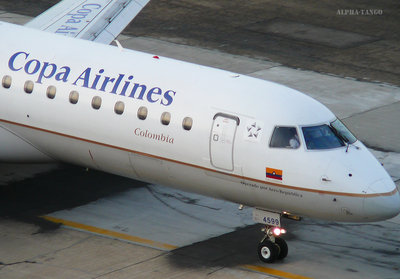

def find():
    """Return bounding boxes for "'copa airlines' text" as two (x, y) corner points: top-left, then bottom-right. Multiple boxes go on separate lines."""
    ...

(8, 51), (176, 106)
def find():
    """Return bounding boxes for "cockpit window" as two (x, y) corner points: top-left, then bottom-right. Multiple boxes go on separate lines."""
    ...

(302, 125), (345, 150)
(330, 119), (357, 144)
(270, 127), (300, 149)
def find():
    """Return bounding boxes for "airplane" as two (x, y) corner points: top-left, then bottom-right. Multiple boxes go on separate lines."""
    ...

(0, 0), (399, 263)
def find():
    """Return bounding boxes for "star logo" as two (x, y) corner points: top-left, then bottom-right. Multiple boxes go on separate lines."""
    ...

(247, 122), (262, 138)
(244, 121), (263, 142)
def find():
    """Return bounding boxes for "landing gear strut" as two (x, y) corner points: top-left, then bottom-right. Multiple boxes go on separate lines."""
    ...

(257, 225), (288, 263)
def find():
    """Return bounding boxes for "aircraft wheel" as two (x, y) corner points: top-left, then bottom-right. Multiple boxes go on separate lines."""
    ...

(257, 240), (278, 263)
(275, 237), (288, 260)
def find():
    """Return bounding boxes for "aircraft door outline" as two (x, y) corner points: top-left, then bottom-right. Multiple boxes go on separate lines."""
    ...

(209, 113), (240, 171)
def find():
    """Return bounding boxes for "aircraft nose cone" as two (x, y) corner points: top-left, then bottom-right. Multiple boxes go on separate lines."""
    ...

(364, 179), (400, 221)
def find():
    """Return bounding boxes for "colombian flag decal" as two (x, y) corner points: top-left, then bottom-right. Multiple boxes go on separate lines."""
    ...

(266, 167), (283, 180)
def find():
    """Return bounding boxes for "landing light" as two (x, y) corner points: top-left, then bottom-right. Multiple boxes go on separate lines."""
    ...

(273, 227), (286, 236)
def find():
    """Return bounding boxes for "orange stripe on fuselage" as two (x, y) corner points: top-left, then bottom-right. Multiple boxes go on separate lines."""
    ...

(0, 118), (397, 198)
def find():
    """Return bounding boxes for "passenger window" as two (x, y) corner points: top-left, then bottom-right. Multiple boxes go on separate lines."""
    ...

(270, 126), (300, 149)
(24, 80), (34, 94)
(137, 106), (148, 120)
(2, 75), (12, 88)
(91, 96), (102, 110)
(69, 91), (79, 104)
(161, 112), (171, 125)
(114, 101), (125, 115)
(182, 117), (193, 131)
(46, 85), (56, 99)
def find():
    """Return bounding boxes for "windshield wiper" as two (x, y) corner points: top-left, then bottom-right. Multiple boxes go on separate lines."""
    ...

(330, 125), (353, 153)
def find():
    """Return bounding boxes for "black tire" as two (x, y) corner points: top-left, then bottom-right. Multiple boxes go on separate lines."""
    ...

(257, 240), (278, 263)
(275, 237), (288, 260)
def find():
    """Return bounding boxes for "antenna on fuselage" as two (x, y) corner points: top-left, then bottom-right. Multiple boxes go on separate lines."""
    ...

(114, 40), (124, 51)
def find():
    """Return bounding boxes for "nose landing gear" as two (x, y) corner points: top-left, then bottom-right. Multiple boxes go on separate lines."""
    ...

(258, 225), (288, 263)
(252, 208), (290, 263)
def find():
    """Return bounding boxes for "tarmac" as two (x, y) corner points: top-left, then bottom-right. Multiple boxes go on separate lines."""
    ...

(1, 1), (400, 279)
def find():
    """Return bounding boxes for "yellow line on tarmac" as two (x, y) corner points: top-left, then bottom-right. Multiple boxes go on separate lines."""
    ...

(41, 215), (178, 251)
(242, 264), (313, 279)
(43, 216), (311, 278)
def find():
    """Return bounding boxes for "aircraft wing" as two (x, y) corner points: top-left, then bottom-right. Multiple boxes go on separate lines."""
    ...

(24, 0), (149, 44)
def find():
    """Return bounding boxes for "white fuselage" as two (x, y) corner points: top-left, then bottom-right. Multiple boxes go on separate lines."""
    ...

(1, 21), (399, 222)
